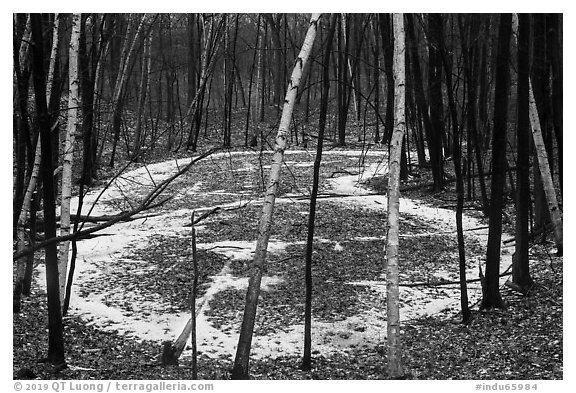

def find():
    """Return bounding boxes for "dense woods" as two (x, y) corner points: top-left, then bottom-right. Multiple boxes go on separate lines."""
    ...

(13, 13), (562, 381)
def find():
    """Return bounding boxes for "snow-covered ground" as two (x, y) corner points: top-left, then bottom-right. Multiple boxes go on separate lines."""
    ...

(39, 149), (512, 360)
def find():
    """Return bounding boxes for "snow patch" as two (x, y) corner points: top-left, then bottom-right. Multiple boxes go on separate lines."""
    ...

(42, 149), (515, 360)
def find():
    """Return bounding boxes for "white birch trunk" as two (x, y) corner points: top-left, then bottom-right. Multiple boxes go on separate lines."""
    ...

(510, 14), (563, 255)
(46, 14), (61, 104)
(18, 14), (32, 72)
(58, 13), (82, 306)
(232, 13), (321, 379)
(386, 12), (405, 379)
(528, 80), (563, 254)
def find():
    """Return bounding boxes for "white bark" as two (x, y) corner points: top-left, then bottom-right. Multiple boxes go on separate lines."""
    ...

(232, 13), (321, 379)
(18, 14), (32, 72)
(511, 14), (563, 254)
(386, 12), (405, 379)
(528, 79), (563, 254)
(58, 13), (82, 306)
(46, 13), (61, 104)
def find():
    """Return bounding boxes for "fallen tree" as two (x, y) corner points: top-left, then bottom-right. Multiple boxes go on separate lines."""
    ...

(13, 149), (218, 261)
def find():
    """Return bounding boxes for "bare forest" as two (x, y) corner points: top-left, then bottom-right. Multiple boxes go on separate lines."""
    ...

(13, 13), (563, 381)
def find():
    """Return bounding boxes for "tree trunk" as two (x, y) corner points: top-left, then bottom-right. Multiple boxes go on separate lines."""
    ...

(245, 15), (261, 146)
(58, 13), (82, 309)
(527, 79), (563, 255)
(336, 15), (348, 146)
(302, 13), (336, 372)
(459, 15), (489, 215)
(13, 14), (32, 230)
(385, 12), (406, 380)
(438, 13), (470, 323)
(109, 13), (147, 167)
(187, 14), (225, 152)
(373, 20), (381, 143)
(262, 14), (285, 108)
(405, 14), (442, 191)
(14, 13), (43, 312)
(427, 13), (445, 192)
(80, 14), (107, 186)
(379, 14), (394, 144)
(481, 14), (512, 310)
(190, 213), (199, 379)
(30, 13), (66, 366)
(511, 14), (534, 292)
(133, 30), (153, 158)
(231, 14), (321, 380)
(187, 14), (198, 108)
(548, 14), (562, 195)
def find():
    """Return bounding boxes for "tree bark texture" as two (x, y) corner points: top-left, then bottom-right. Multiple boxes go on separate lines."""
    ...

(481, 14), (512, 310)
(527, 79), (563, 255)
(386, 12), (406, 379)
(232, 13), (321, 380)
(302, 13), (336, 372)
(512, 14), (534, 291)
(58, 13), (82, 308)
(30, 13), (66, 365)
(437, 13), (471, 323)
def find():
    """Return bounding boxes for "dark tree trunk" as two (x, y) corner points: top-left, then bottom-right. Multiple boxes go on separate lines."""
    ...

(30, 13), (66, 366)
(459, 14), (489, 215)
(107, 15), (123, 168)
(481, 13), (512, 310)
(23, 190), (40, 295)
(245, 15), (261, 147)
(302, 14), (336, 372)
(531, 14), (554, 172)
(79, 14), (104, 185)
(263, 14), (284, 108)
(13, 18), (33, 230)
(531, 15), (552, 233)
(337, 15), (348, 146)
(187, 14), (198, 108)
(438, 13), (470, 323)
(548, 14), (562, 195)
(379, 14), (394, 144)
(372, 21), (380, 143)
(405, 14), (442, 191)
(512, 13), (534, 293)
(427, 13), (445, 192)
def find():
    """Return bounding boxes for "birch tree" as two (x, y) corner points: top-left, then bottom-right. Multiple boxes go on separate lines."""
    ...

(14, 13), (61, 312)
(385, 12), (405, 379)
(58, 13), (82, 307)
(231, 13), (321, 380)
(527, 81), (563, 255)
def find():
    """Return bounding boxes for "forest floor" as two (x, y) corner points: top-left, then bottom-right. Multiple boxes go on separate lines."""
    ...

(13, 145), (563, 380)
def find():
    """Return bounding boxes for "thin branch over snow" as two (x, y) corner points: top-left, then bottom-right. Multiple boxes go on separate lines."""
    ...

(13, 149), (218, 260)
